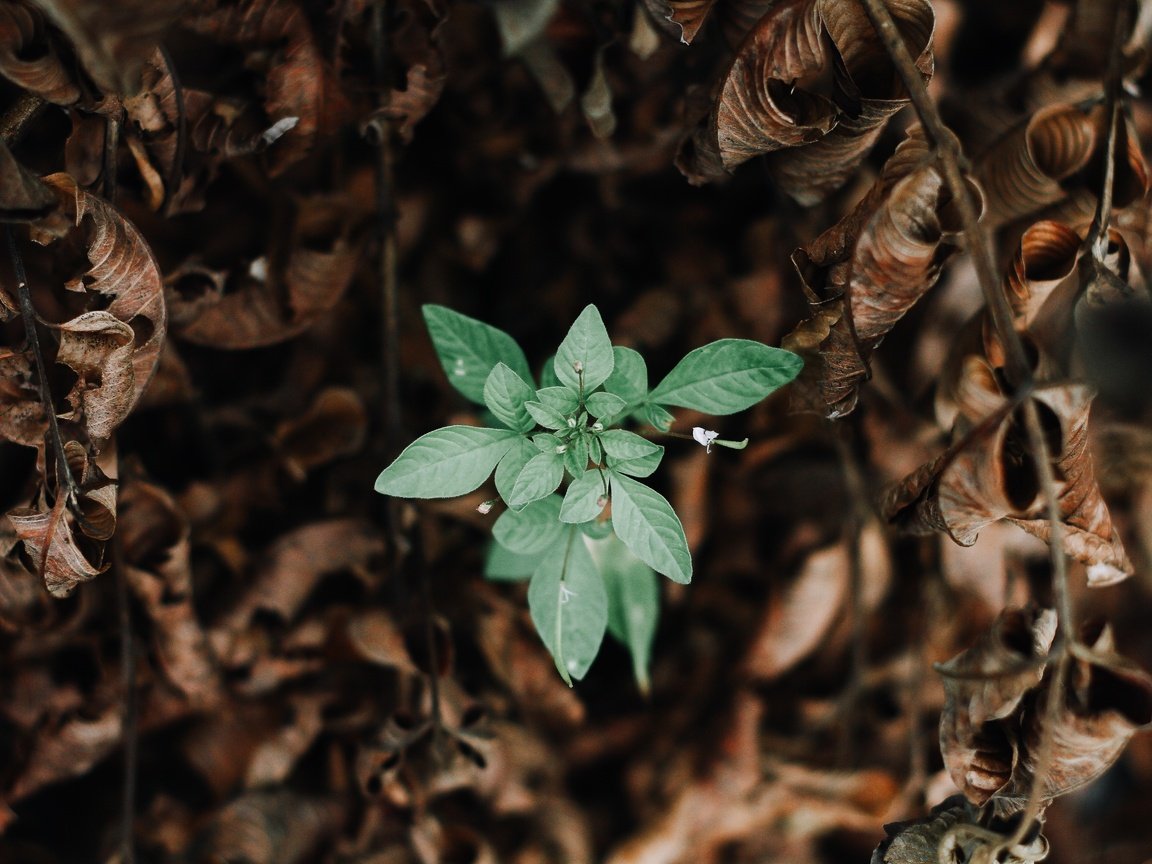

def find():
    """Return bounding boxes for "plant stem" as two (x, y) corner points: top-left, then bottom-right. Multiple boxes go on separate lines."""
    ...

(1086, 0), (1132, 261)
(856, 0), (1085, 845)
(5, 227), (80, 505)
(113, 529), (138, 864)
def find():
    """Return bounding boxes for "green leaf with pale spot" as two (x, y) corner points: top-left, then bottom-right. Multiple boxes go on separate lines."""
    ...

(650, 339), (802, 414)
(484, 363), (536, 432)
(593, 535), (659, 694)
(493, 494), (564, 554)
(639, 402), (675, 431)
(423, 305), (532, 404)
(507, 450), (565, 508)
(560, 469), (608, 523)
(609, 471), (691, 584)
(555, 305), (614, 392)
(375, 426), (519, 498)
(528, 529), (607, 684)
(535, 386), (580, 415)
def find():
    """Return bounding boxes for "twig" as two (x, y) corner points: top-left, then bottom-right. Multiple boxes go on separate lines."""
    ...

(368, 0), (443, 741)
(113, 529), (138, 864)
(102, 115), (120, 202)
(157, 44), (188, 217)
(5, 227), (81, 506)
(833, 427), (868, 766)
(1086, 0), (1132, 261)
(0, 92), (46, 147)
(856, 0), (1096, 847)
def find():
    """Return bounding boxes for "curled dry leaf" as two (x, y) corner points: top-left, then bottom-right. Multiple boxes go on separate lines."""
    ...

(743, 520), (891, 680)
(375, 63), (446, 145)
(119, 479), (222, 706)
(784, 127), (975, 417)
(169, 200), (360, 349)
(768, 0), (935, 205)
(29, 0), (184, 96)
(937, 607), (1056, 805)
(885, 364), (1132, 578)
(641, 0), (718, 44)
(0, 2), (81, 104)
(999, 620), (1152, 815)
(7, 443), (118, 598)
(0, 351), (48, 447)
(274, 387), (368, 481)
(182, 0), (347, 175)
(679, 0), (934, 204)
(30, 173), (167, 442)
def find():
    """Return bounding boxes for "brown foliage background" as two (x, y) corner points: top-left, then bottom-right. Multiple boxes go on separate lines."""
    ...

(1, 0), (1152, 862)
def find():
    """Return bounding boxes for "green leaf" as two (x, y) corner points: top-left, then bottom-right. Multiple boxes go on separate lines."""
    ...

(638, 402), (675, 431)
(589, 435), (603, 465)
(525, 401), (569, 431)
(528, 529), (608, 683)
(586, 391), (627, 420)
(579, 517), (613, 539)
(600, 430), (664, 478)
(563, 432), (590, 478)
(507, 450), (565, 508)
(609, 471), (692, 584)
(649, 339), (803, 415)
(532, 432), (564, 452)
(555, 304), (614, 392)
(594, 535), (659, 694)
(535, 386), (580, 415)
(422, 305), (532, 404)
(603, 346), (648, 405)
(560, 469), (608, 523)
(485, 540), (536, 581)
(494, 436), (538, 509)
(493, 494), (564, 554)
(483, 363), (536, 432)
(375, 426), (518, 498)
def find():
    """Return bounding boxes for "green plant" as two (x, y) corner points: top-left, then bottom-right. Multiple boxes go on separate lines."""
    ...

(376, 304), (802, 686)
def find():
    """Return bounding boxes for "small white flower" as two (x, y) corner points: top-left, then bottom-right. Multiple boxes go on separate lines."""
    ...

(692, 426), (719, 453)
(567, 417), (577, 428)
(591, 421), (604, 432)
(476, 500), (496, 515)
(261, 115), (299, 144)
(573, 360), (584, 374)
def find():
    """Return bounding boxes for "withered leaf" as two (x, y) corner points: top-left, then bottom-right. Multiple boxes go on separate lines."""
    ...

(273, 387), (368, 481)
(641, 0), (718, 45)
(8, 492), (107, 598)
(679, 0), (934, 204)
(784, 127), (975, 417)
(0, 2), (82, 105)
(29, 0), (184, 96)
(34, 173), (167, 442)
(937, 607), (1056, 805)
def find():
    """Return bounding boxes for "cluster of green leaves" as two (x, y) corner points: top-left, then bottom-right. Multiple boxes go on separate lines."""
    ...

(375, 304), (801, 687)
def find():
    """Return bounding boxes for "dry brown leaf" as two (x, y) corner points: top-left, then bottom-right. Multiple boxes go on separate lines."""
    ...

(0, 2), (81, 104)
(641, 0), (718, 44)
(378, 63), (446, 144)
(31, 173), (167, 442)
(679, 0), (934, 203)
(183, 0), (347, 175)
(188, 790), (346, 864)
(170, 203), (360, 349)
(0, 351), (48, 447)
(29, 0), (183, 95)
(8, 487), (109, 598)
(4, 701), (122, 803)
(743, 520), (890, 680)
(937, 607), (1056, 806)
(273, 387), (368, 481)
(677, 0), (834, 182)
(119, 479), (222, 706)
(784, 128), (974, 417)
(768, 0), (935, 204)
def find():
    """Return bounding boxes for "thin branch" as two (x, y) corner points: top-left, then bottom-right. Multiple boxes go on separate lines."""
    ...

(5, 227), (81, 506)
(113, 529), (138, 864)
(157, 44), (188, 218)
(856, 0), (1097, 846)
(0, 93), (46, 147)
(102, 115), (120, 203)
(1087, 0), (1133, 261)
